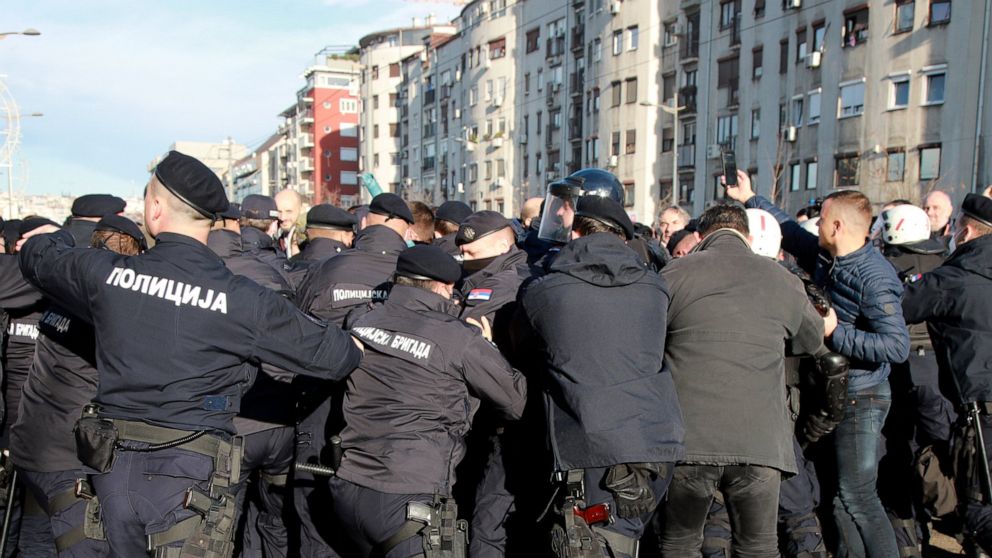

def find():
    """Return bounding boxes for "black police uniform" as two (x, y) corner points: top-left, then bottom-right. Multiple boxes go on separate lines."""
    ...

(903, 197), (992, 551)
(291, 237), (347, 264)
(64, 195), (126, 246)
(331, 279), (526, 557)
(292, 224), (407, 556)
(207, 228), (298, 558)
(18, 228), (362, 556)
(241, 227), (295, 288)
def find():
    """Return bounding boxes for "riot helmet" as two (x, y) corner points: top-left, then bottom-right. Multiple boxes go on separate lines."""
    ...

(538, 168), (625, 243)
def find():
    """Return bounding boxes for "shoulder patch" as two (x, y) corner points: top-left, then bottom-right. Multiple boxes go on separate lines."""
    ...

(467, 288), (493, 302)
(883, 303), (896, 315)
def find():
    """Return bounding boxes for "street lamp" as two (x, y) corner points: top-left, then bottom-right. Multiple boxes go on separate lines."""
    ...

(641, 99), (686, 207)
(0, 28), (41, 39)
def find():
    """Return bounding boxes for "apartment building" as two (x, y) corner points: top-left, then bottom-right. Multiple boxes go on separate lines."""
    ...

(147, 140), (248, 200)
(230, 133), (287, 201)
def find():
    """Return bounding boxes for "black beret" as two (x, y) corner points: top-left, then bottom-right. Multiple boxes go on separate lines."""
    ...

(219, 202), (241, 221)
(667, 229), (693, 255)
(95, 214), (148, 250)
(369, 193), (415, 225)
(71, 194), (127, 218)
(962, 193), (992, 228)
(455, 211), (511, 246)
(307, 204), (357, 230)
(396, 244), (461, 284)
(241, 195), (279, 220)
(18, 217), (60, 238)
(435, 200), (473, 225)
(574, 195), (634, 240)
(153, 150), (229, 218)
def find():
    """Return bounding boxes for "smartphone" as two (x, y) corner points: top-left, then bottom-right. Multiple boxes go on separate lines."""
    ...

(722, 150), (738, 187)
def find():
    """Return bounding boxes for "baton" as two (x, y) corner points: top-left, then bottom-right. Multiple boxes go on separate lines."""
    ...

(969, 402), (992, 503)
(0, 467), (18, 556)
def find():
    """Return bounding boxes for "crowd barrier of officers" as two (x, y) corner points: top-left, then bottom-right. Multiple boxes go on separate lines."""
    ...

(1, 149), (991, 558)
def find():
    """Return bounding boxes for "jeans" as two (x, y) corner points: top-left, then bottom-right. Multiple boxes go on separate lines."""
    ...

(832, 380), (899, 558)
(660, 464), (781, 558)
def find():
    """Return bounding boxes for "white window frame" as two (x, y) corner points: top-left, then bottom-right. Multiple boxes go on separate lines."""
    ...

(627, 26), (639, 51)
(339, 99), (359, 114)
(920, 64), (947, 106)
(750, 108), (761, 139)
(838, 78), (866, 118)
(808, 89), (822, 124)
(612, 31), (623, 55)
(805, 161), (818, 190)
(887, 71), (911, 110)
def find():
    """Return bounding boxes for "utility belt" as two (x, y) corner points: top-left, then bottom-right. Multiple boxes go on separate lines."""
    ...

(73, 405), (243, 558)
(548, 469), (641, 558)
(376, 494), (467, 558)
(46, 478), (106, 553)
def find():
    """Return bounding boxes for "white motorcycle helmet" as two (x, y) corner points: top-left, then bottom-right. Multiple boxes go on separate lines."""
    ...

(746, 208), (782, 259)
(801, 217), (821, 237)
(879, 203), (930, 246)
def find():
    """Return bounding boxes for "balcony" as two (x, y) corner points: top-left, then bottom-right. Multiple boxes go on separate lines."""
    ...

(300, 135), (315, 148)
(680, 40), (700, 61)
(300, 158), (314, 172)
(300, 111), (314, 124)
(423, 89), (436, 105)
(569, 118), (583, 139)
(726, 80), (739, 108)
(677, 144), (696, 168)
(729, 17), (741, 47)
(422, 157), (436, 171)
(546, 36), (566, 59)
(680, 86), (698, 115)
(546, 85), (561, 108)
(423, 123), (436, 138)
(569, 70), (585, 96)
(571, 24), (585, 50)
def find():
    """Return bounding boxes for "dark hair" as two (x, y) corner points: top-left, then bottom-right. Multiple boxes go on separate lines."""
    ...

(697, 203), (749, 237)
(393, 274), (437, 291)
(239, 217), (276, 231)
(573, 215), (625, 239)
(434, 218), (459, 236)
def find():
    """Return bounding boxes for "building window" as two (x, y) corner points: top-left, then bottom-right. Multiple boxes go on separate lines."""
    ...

(922, 66), (946, 105)
(625, 77), (638, 104)
(625, 129), (637, 154)
(755, 0), (766, 17)
(526, 28), (540, 53)
(750, 108), (760, 139)
(469, 163), (479, 182)
(340, 99), (359, 113)
(611, 81), (622, 107)
(469, 86), (478, 106)
(790, 162), (801, 191)
(489, 37), (507, 59)
(592, 88), (601, 112)
(592, 137), (601, 160)
(806, 161), (818, 189)
(844, 8), (869, 47)
(779, 39), (789, 74)
(796, 29), (807, 62)
(887, 150), (906, 181)
(929, 0), (951, 25)
(812, 22), (826, 51)
(537, 69), (545, 91)
(341, 171), (358, 185)
(919, 144), (941, 180)
(611, 131), (621, 156)
(390, 152), (400, 165)
(792, 96), (804, 127)
(388, 123), (399, 137)
(896, 0), (915, 32)
(484, 161), (492, 180)
(592, 38), (602, 61)
(720, 1), (736, 28)
(683, 121), (696, 145)
(536, 111), (543, 133)
(752, 47), (763, 79)
(341, 122), (359, 137)
(627, 26), (639, 50)
(389, 63), (400, 77)
(372, 95), (380, 110)
(717, 114), (738, 146)
(662, 128), (674, 152)
(888, 74), (910, 109)
(836, 154), (860, 186)
(839, 80), (866, 118)
(623, 182), (635, 207)
(371, 66), (379, 80)
(612, 31), (623, 55)
(535, 153), (543, 174)
(808, 90), (821, 124)
(664, 22), (679, 46)
(340, 148), (358, 162)
(373, 124), (380, 138)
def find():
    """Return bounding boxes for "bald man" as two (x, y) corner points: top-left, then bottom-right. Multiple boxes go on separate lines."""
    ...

(519, 197), (543, 230)
(923, 190), (953, 239)
(274, 189), (304, 257)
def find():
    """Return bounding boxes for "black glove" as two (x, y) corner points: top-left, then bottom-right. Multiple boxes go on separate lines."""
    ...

(605, 463), (668, 519)
(802, 413), (837, 445)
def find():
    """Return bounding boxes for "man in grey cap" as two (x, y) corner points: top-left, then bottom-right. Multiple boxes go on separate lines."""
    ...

(17, 150), (363, 556)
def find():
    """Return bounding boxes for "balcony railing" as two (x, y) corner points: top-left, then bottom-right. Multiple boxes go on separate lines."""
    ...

(680, 39), (700, 60)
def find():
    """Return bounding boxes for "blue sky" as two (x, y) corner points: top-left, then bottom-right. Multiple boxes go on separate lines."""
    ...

(3, 0), (462, 198)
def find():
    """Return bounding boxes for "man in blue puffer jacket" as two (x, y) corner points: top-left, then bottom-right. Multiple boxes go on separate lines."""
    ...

(726, 171), (909, 558)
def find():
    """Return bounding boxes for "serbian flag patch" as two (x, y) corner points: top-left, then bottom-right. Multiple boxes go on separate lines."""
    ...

(467, 289), (494, 302)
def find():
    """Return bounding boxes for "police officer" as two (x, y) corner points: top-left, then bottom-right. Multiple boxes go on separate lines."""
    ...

(292, 192), (412, 556)
(330, 244), (527, 557)
(17, 150), (363, 556)
(516, 196), (685, 558)
(902, 193), (992, 554)
(239, 195), (294, 286)
(290, 205), (356, 264)
(432, 201), (472, 257)
(207, 205), (298, 557)
(12, 214), (146, 558)
(876, 203), (954, 556)
(63, 195), (126, 245)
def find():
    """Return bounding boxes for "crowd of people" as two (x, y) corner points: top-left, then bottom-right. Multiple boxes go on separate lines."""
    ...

(0, 149), (990, 558)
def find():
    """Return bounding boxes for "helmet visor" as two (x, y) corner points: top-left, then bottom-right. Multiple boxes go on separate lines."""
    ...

(537, 191), (577, 243)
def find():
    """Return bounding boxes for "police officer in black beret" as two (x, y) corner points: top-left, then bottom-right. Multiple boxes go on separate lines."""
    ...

(11, 214), (146, 558)
(433, 201), (473, 257)
(64, 194), (127, 245)
(292, 191), (412, 556)
(903, 193), (992, 554)
(17, 150), (363, 557)
(329, 244), (526, 557)
(291, 205), (356, 264)
(515, 195), (684, 558)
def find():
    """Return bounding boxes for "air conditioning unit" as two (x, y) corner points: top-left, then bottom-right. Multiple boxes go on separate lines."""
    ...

(457, 182), (465, 194)
(706, 144), (723, 159)
(783, 126), (798, 142)
(492, 136), (504, 147)
(608, 154), (619, 168)
(492, 95), (503, 107)
(610, 1), (622, 15)
(806, 50), (822, 68)
(786, 0), (801, 8)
